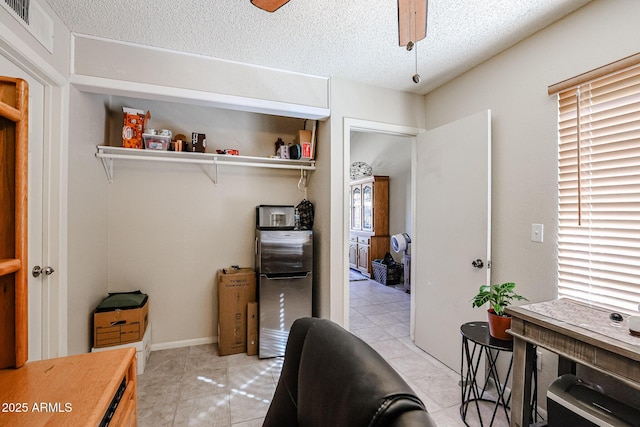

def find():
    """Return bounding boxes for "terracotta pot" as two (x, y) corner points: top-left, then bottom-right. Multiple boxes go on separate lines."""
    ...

(487, 308), (512, 340)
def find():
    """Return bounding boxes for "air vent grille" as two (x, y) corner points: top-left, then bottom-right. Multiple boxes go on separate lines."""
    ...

(4, 0), (29, 24)
(1, 0), (53, 53)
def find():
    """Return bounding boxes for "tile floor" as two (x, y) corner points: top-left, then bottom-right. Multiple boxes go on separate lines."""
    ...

(137, 274), (508, 426)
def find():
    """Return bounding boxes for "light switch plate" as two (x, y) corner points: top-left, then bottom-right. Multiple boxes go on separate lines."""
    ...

(531, 223), (544, 243)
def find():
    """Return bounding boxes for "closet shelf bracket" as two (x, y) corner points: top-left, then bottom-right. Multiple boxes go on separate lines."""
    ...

(100, 156), (114, 183)
(202, 162), (218, 185)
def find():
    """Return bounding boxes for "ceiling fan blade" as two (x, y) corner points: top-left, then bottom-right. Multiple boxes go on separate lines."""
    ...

(251, 0), (291, 13)
(398, 0), (427, 47)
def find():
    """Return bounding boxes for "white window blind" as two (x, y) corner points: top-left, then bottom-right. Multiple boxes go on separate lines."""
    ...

(557, 62), (640, 314)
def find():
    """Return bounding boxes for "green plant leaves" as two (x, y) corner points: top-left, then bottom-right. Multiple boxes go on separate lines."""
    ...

(471, 282), (528, 316)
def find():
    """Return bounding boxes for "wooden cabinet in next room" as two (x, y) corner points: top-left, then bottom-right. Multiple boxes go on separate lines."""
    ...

(349, 176), (389, 277)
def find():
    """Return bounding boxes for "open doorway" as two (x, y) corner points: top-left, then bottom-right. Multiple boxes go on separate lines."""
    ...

(347, 131), (413, 340)
(341, 118), (421, 338)
(350, 131), (412, 272)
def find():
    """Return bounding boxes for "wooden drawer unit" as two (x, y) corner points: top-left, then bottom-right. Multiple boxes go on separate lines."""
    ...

(350, 232), (389, 277)
(0, 348), (137, 426)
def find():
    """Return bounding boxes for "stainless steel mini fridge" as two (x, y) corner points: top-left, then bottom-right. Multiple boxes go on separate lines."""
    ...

(255, 229), (313, 358)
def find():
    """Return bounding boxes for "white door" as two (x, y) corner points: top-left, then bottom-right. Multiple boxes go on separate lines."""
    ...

(1, 56), (46, 361)
(413, 110), (491, 371)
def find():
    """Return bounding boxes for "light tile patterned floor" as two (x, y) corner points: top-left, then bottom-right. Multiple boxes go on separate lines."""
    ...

(137, 346), (281, 426)
(349, 275), (509, 427)
(137, 275), (508, 426)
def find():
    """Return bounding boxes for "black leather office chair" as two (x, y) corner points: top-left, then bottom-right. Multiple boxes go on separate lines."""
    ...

(263, 317), (437, 427)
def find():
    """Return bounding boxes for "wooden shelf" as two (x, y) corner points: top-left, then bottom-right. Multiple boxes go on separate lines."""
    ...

(96, 145), (315, 184)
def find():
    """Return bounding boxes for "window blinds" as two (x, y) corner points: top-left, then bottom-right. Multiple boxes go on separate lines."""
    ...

(557, 62), (640, 314)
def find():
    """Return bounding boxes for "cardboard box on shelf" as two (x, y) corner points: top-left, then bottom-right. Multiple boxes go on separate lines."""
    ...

(92, 322), (152, 374)
(93, 292), (149, 348)
(191, 132), (206, 153)
(217, 268), (256, 356)
(122, 107), (150, 149)
(298, 129), (312, 159)
(247, 302), (258, 356)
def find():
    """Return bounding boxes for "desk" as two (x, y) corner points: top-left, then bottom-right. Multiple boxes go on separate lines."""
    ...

(506, 298), (640, 427)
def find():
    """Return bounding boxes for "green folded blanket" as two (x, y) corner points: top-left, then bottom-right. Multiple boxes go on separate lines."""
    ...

(95, 290), (148, 312)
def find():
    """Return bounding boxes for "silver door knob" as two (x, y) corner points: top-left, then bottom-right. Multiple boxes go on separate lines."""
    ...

(471, 259), (484, 269)
(32, 265), (55, 278)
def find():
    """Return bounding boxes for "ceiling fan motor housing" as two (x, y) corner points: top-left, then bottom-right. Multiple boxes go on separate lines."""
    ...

(251, 0), (291, 13)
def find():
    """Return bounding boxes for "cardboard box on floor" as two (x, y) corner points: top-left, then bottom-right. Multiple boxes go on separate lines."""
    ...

(94, 299), (149, 348)
(217, 268), (256, 356)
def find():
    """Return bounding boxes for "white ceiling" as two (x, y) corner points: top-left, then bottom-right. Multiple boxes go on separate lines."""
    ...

(45, 0), (592, 95)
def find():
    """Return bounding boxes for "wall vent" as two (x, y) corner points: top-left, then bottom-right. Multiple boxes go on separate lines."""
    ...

(1, 0), (53, 53)
(4, 0), (29, 24)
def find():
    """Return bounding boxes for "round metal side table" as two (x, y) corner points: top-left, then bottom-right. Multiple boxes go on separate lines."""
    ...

(459, 321), (538, 427)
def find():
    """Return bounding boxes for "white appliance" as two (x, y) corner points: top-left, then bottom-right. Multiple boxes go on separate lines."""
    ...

(391, 233), (411, 292)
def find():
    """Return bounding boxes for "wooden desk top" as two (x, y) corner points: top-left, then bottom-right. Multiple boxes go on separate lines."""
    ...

(507, 298), (640, 391)
(0, 348), (135, 426)
(507, 298), (640, 363)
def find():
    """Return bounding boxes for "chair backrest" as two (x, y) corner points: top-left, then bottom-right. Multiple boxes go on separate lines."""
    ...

(263, 317), (436, 427)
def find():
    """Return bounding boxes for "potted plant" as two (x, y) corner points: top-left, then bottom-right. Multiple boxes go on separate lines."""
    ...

(472, 282), (528, 340)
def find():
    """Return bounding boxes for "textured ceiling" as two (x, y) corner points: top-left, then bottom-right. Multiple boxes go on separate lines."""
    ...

(45, 0), (592, 95)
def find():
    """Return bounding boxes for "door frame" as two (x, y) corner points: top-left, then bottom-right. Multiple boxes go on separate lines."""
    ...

(0, 20), (69, 358)
(342, 118), (422, 335)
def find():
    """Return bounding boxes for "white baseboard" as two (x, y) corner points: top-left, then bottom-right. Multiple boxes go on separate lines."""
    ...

(150, 336), (216, 352)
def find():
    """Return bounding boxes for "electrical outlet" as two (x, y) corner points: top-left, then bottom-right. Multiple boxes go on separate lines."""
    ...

(536, 349), (542, 371)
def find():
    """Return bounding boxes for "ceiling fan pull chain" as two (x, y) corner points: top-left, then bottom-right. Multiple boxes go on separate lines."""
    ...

(413, 41), (421, 84)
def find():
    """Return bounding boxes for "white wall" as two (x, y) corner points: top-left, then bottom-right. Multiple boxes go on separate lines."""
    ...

(71, 35), (329, 119)
(67, 88), (111, 354)
(422, 0), (640, 408)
